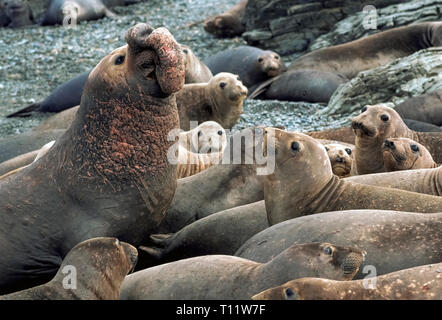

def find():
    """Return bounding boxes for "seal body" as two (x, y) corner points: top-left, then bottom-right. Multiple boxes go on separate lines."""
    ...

(181, 44), (212, 83)
(403, 119), (442, 132)
(1, 0), (34, 28)
(0, 238), (138, 300)
(33, 106), (79, 131)
(203, 0), (247, 38)
(395, 89), (442, 126)
(306, 127), (355, 145)
(120, 243), (365, 300)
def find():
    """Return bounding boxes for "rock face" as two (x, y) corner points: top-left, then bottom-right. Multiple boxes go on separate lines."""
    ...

(310, 0), (442, 51)
(242, 0), (408, 55)
(322, 47), (442, 119)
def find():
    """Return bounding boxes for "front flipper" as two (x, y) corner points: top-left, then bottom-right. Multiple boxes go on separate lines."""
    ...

(138, 233), (174, 260)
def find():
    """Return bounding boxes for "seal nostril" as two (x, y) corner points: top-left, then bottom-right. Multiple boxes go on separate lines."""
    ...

(336, 156), (344, 163)
(384, 140), (394, 149)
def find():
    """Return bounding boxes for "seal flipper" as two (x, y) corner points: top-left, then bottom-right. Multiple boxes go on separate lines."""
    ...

(6, 102), (42, 118)
(248, 75), (280, 99)
(138, 233), (174, 260)
(104, 8), (117, 19)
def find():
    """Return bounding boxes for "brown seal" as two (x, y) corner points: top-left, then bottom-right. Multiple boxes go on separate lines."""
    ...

(382, 137), (438, 171)
(203, 0), (247, 38)
(33, 106), (79, 132)
(0, 237), (138, 300)
(324, 143), (354, 178)
(176, 146), (223, 179)
(181, 44), (212, 83)
(120, 242), (365, 300)
(0, 23), (185, 294)
(351, 104), (442, 175)
(177, 72), (247, 130)
(395, 88), (442, 126)
(263, 128), (442, 226)
(306, 126), (355, 145)
(178, 121), (226, 153)
(252, 263), (442, 300)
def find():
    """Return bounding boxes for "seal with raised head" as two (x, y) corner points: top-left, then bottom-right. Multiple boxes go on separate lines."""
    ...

(181, 44), (212, 83)
(179, 121), (226, 153)
(236, 210), (442, 278)
(395, 88), (442, 126)
(1, 0), (34, 28)
(0, 23), (185, 294)
(351, 104), (442, 175)
(382, 137), (438, 171)
(324, 143), (353, 178)
(177, 72), (247, 130)
(0, 237), (138, 300)
(203, 0), (247, 38)
(263, 128), (442, 226)
(204, 45), (285, 90)
(120, 242), (365, 300)
(252, 263), (442, 300)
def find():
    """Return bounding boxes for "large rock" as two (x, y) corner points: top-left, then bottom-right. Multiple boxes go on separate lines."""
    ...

(242, 0), (408, 55)
(310, 0), (442, 51)
(322, 47), (442, 120)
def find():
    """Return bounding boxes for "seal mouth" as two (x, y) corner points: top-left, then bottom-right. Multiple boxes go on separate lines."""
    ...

(351, 121), (375, 138)
(266, 68), (281, 77)
(383, 148), (406, 164)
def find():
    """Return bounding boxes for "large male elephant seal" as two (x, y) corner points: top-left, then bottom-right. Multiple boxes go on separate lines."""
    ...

(351, 104), (442, 174)
(253, 263), (442, 300)
(203, 0), (247, 38)
(0, 23), (185, 294)
(120, 243), (365, 300)
(0, 238), (138, 300)
(236, 210), (442, 279)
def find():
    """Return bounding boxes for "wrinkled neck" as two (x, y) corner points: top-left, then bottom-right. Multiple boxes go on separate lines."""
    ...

(354, 137), (385, 174)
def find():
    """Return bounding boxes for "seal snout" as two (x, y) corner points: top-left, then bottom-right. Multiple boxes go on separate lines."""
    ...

(384, 140), (395, 149)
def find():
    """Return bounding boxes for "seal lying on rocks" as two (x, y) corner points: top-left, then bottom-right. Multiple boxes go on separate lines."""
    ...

(0, 0), (34, 28)
(203, 0), (248, 38)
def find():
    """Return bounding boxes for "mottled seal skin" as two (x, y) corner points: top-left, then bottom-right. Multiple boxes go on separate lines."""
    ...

(120, 242), (365, 300)
(263, 128), (442, 226)
(181, 44), (212, 83)
(253, 263), (442, 300)
(177, 72), (247, 130)
(0, 24), (185, 294)
(179, 121), (226, 153)
(351, 104), (442, 175)
(203, 0), (247, 38)
(204, 46), (285, 89)
(306, 127), (355, 145)
(382, 138), (438, 171)
(138, 201), (267, 268)
(403, 118), (442, 132)
(1, 0), (34, 28)
(324, 143), (353, 178)
(0, 238), (138, 300)
(344, 166), (442, 196)
(236, 210), (442, 279)
(395, 88), (442, 126)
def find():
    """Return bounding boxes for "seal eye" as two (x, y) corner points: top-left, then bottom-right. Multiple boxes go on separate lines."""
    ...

(219, 82), (226, 89)
(258, 58), (263, 63)
(115, 55), (125, 65)
(361, 106), (367, 113)
(291, 141), (299, 152)
(217, 130), (223, 136)
(410, 144), (419, 152)
(183, 49), (188, 54)
(380, 114), (389, 122)
(274, 55), (279, 60)
(324, 246), (333, 255)
(198, 131), (202, 137)
(285, 288), (294, 298)
(345, 148), (352, 155)
(325, 147), (329, 151)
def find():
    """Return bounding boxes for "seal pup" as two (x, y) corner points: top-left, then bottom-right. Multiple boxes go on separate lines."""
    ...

(252, 263), (442, 300)
(1, 0), (33, 28)
(177, 72), (247, 130)
(324, 143), (353, 178)
(181, 44), (212, 83)
(0, 238), (138, 300)
(382, 138), (438, 171)
(351, 104), (442, 174)
(178, 121), (226, 153)
(263, 128), (442, 226)
(203, 0), (247, 38)
(120, 242), (365, 300)
(0, 23), (185, 294)
(236, 210), (442, 278)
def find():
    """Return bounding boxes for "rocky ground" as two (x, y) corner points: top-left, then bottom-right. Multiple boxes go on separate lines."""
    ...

(0, 0), (346, 137)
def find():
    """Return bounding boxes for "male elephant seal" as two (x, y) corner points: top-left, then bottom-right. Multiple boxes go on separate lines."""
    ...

(203, 0), (247, 38)
(382, 138), (438, 171)
(263, 128), (442, 226)
(204, 46), (285, 90)
(0, 0), (34, 28)
(0, 23), (185, 294)
(324, 143), (353, 178)
(120, 243), (365, 300)
(181, 44), (212, 83)
(179, 121), (226, 153)
(236, 210), (442, 279)
(177, 72), (247, 130)
(253, 263), (442, 300)
(351, 104), (442, 175)
(0, 238), (138, 300)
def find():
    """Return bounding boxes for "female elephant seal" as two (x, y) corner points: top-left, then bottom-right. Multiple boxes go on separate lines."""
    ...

(351, 104), (442, 174)
(263, 128), (442, 226)
(0, 23), (185, 294)
(324, 143), (353, 178)
(120, 242), (365, 300)
(236, 210), (442, 278)
(177, 72), (247, 130)
(395, 88), (442, 126)
(203, 0), (247, 38)
(252, 263), (442, 300)
(0, 238), (138, 300)
(382, 138), (438, 171)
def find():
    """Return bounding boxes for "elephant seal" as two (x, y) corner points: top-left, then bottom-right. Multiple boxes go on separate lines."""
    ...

(179, 121), (226, 153)
(236, 210), (442, 279)
(0, 149), (40, 177)
(263, 128), (442, 226)
(253, 263), (442, 300)
(1, 0), (34, 28)
(120, 242), (365, 300)
(306, 127), (355, 145)
(204, 46), (285, 89)
(203, 0), (247, 38)
(383, 138), (438, 171)
(324, 143), (353, 178)
(395, 88), (442, 126)
(177, 72), (247, 130)
(181, 44), (212, 83)
(176, 146), (223, 179)
(351, 104), (442, 175)
(0, 1), (10, 26)
(0, 238), (138, 300)
(0, 23), (185, 294)
(403, 119), (442, 132)
(40, 0), (116, 26)
(33, 106), (79, 131)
